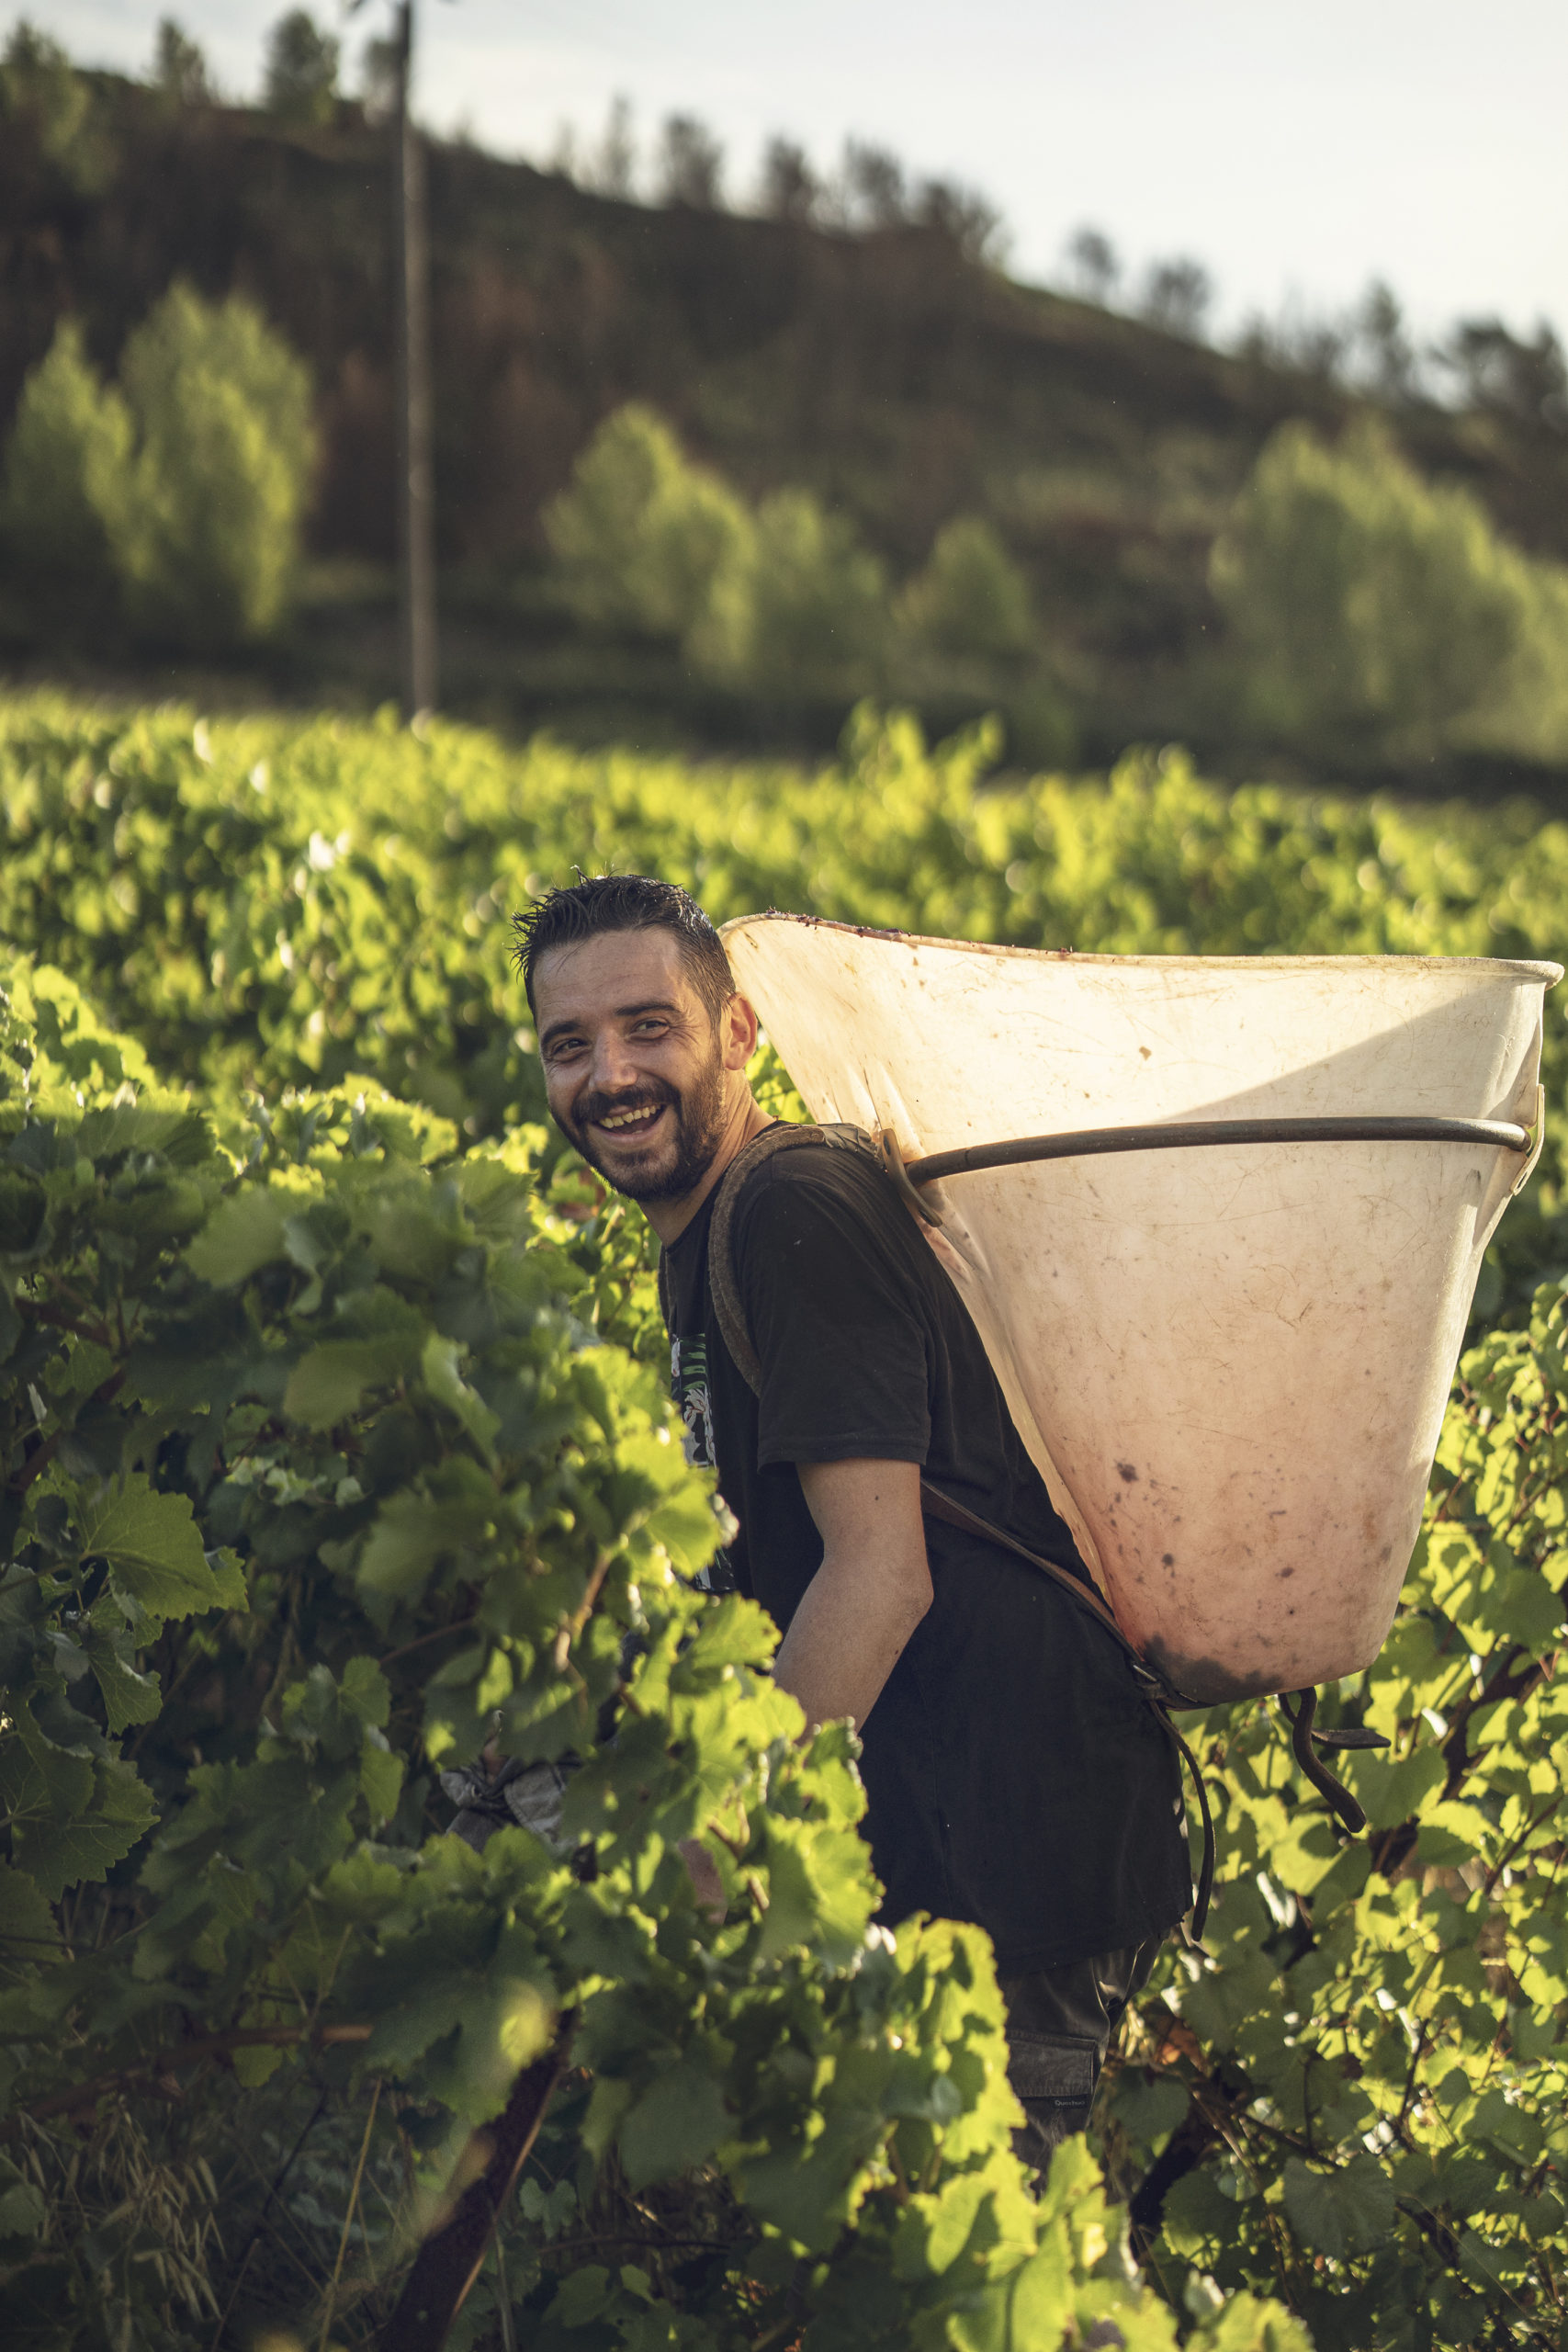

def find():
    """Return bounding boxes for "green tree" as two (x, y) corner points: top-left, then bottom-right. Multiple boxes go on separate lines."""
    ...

(696, 486), (890, 696)
(263, 7), (339, 126)
(1211, 417), (1568, 760)
(1495, 557), (1568, 762)
(108, 283), (316, 647)
(0, 20), (107, 193)
(151, 17), (213, 107)
(898, 514), (1036, 661)
(545, 403), (753, 641)
(0, 322), (131, 599)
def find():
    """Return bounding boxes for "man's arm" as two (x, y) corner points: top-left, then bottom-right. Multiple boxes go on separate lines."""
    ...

(773, 1458), (933, 1734)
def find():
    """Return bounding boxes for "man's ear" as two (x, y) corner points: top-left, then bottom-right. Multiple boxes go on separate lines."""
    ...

(723, 991), (761, 1071)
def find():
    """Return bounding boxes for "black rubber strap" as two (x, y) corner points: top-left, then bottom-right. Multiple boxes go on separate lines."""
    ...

(1276, 1689), (1387, 1834)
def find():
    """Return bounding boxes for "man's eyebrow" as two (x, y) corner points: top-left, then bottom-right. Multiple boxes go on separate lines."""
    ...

(539, 999), (682, 1049)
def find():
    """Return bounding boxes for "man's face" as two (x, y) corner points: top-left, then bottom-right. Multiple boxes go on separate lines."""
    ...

(533, 928), (736, 1204)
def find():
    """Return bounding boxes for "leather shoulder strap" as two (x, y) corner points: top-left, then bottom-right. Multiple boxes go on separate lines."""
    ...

(656, 1120), (839, 1345)
(917, 1480), (1134, 1656)
(707, 1122), (834, 1390)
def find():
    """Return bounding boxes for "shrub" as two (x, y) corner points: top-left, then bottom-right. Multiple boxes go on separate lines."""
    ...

(897, 514), (1036, 662)
(544, 404), (752, 642)
(1211, 417), (1568, 761)
(0, 322), (130, 598)
(109, 283), (316, 646)
(696, 486), (890, 695)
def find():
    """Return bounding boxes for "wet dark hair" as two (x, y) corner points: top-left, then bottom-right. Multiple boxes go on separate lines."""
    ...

(511, 873), (735, 1022)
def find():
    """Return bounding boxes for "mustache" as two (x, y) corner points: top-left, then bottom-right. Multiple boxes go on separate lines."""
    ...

(573, 1081), (680, 1128)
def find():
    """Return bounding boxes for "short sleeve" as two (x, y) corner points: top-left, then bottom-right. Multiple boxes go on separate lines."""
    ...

(731, 1153), (932, 1470)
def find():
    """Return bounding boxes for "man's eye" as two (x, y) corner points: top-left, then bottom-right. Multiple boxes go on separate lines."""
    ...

(547, 1038), (585, 1061)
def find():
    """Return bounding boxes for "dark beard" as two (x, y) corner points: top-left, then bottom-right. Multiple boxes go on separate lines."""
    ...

(565, 1046), (727, 1204)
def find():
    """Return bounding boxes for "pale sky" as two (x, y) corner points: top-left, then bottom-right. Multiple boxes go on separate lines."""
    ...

(25, 0), (1568, 348)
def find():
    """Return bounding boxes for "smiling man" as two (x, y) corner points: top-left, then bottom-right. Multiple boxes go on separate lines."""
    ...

(515, 872), (1191, 2163)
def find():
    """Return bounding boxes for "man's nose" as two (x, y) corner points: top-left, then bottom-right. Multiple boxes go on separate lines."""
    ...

(587, 1030), (641, 1092)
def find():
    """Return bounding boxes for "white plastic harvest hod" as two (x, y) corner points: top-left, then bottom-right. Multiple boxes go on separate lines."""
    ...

(721, 914), (1561, 1702)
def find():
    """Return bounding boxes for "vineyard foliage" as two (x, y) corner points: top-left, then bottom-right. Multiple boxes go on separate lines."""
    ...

(1, 692), (1567, 2348)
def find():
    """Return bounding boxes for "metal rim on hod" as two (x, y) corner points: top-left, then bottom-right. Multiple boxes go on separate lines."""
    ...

(881, 1109), (1541, 1226)
(901, 1112), (1534, 1189)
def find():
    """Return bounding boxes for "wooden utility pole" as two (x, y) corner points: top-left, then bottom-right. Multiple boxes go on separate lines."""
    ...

(391, 0), (437, 718)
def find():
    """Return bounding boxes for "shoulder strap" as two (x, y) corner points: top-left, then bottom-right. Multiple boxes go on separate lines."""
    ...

(918, 1481), (1143, 1663)
(655, 1120), (839, 1345)
(706, 1120), (874, 1389)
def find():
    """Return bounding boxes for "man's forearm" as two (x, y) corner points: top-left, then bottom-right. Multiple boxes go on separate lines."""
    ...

(773, 1541), (931, 1734)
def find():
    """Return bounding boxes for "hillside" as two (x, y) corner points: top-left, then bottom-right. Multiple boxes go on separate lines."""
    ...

(5, 65), (1568, 772)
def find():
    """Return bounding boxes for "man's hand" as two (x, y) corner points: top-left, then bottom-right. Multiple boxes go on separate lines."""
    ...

(773, 1458), (933, 1735)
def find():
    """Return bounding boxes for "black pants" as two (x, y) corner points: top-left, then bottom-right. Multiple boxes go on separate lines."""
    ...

(999, 1939), (1161, 2167)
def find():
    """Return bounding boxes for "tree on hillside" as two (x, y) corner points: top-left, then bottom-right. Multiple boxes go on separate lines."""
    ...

(1438, 317), (1568, 432)
(898, 514), (1036, 662)
(545, 403), (751, 641)
(1212, 416), (1568, 760)
(109, 283), (317, 646)
(759, 134), (820, 224)
(1066, 224), (1120, 304)
(1, 18), (80, 135)
(1235, 302), (1348, 383)
(264, 7), (339, 125)
(1353, 278), (1417, 401)
(913, 176), (1006, 266)
(151, 17), (213, 107)
(822, 138), (1003, 262)
(842, 138), (907, 230)
(658, 112), (723, 209)
(0, 18), (107, 190)
(589, 93), (637, 198)
(0, 320), (130, 600)
(1141, 255), (1213, 342)
(697, 486), (890, 695)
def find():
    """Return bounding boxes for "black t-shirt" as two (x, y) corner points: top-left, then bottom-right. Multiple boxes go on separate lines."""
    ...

(662, 1133), (1190, 1975)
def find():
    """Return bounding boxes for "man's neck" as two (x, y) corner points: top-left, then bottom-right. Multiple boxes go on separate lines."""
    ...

(642, 1085), (773, 1247)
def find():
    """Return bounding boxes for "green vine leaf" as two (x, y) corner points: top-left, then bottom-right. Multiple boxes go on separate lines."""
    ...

(73, 1476), (244, 1623)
